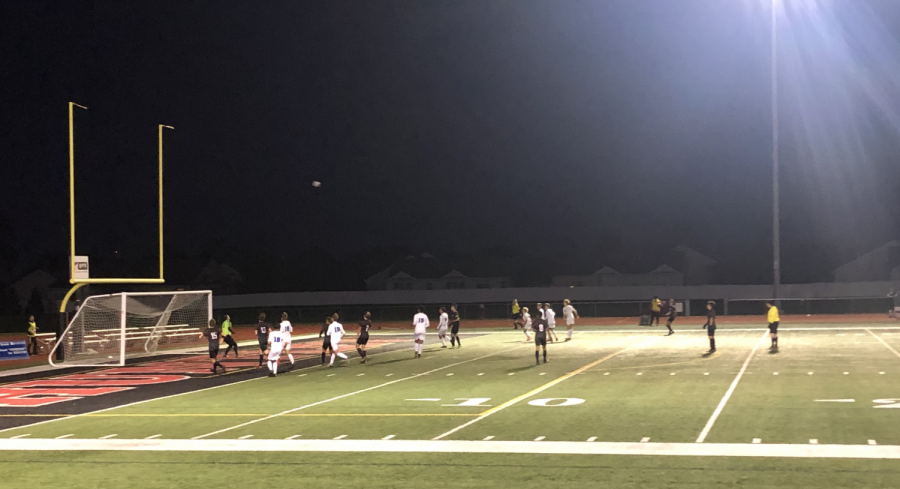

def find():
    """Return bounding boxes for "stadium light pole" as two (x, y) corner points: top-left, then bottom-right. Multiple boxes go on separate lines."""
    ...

(771, 0), (781, 301)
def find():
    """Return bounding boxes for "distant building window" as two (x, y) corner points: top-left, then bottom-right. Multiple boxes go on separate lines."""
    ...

(476, 282), (489, 289)
(447, 281), (466, 289)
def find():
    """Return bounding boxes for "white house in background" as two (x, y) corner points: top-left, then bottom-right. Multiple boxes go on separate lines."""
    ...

(194, 260), (243, 294)
(833, 240), (900, 282)
(553, 264), (683, 287)
(668, 245), (717, 285)
(12, 269), (56, 310)
(365, 254), (510, 291)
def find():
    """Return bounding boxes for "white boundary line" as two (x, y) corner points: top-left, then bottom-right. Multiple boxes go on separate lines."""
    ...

(695, 330), (768, 443)
(433, 336), (659, 440)
(192, 346), (525, 439)
(3, 438), (900, 459)
(866, 329), (900, 359)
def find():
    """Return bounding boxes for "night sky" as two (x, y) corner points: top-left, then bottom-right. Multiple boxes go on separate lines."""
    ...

(3, 0), (900, 288)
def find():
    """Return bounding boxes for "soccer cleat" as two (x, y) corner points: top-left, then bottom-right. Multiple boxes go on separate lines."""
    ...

(268, 372), (276, 377)
(360, 358), (367, 364)
(543, 359), (547, 364)
(441, 345), (447, 348)
(564, 338), (571, 342)
(210, 367), (216, 374)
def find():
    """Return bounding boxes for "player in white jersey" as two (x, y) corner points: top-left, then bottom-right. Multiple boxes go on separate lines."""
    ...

(522, 307), (532, 342)
(279, 312), (295, 365)
(562, 299), (579, 342)
(544, 303), (559, 342)
(327, 317), (349, 366)
(436, 307), (449, 348)
(266, 329), (286, 377)
(412, 305), (429, 358)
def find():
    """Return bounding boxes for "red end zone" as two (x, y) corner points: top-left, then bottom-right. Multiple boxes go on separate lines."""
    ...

(0, 337), (400, 409)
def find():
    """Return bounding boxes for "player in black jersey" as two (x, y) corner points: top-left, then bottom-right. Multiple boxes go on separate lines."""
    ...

(356, 311), (372, 364)
(663, 299), (676, 335)
(449, 304), (461, 348)
(255, 313), (271, 369)
(533, 314), (549, 365)
(319, 316), (333, 365)
(199, 319), (226, 373)
(703, 301), (717, 353)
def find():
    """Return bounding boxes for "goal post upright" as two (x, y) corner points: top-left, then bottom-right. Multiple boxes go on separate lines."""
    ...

(57, 102), (175, 361)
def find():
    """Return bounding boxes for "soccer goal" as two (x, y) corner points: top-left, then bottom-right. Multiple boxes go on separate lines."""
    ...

(49, 290), (212, 367)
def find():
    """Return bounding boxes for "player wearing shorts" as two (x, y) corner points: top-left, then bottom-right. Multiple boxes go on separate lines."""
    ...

(449, 304), (461, 348)
(327, 317), (349, 366)
(766, 300), (780, 351)
(522, 307), (532, 341)
(650, 296), (662, 326)
(320, 316), (333, 365)
(664, 299), (676, 335)
(562, 299), (579, 342)
(356, 312), (372, 364)
(279, 312), (295, 365)
(703, 301), (717, 353)
(511, 299), (521, 329)
(255, 313), (272, 369)
(413, 306), (429, 358)
(533, 313), (549, 364)
(437, 307), (449, 348)
(200, 319), (226, 374)
(266, 328), (286, 377)
(544, 303), (559, 342)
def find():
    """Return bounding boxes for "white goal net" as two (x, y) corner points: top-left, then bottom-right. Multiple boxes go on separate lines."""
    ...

(49, 290), (212, 367)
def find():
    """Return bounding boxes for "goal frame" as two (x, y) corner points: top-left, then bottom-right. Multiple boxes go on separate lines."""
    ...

(49, 290), (212, 368)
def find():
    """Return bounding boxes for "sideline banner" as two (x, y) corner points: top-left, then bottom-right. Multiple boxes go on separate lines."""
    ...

(0, 341), (29, 360)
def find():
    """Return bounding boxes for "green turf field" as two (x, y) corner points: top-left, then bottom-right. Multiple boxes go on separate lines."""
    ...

(3, 327), (900, 488)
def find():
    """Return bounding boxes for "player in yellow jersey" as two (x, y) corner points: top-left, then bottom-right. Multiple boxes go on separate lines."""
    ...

(766, 300), (780, 351)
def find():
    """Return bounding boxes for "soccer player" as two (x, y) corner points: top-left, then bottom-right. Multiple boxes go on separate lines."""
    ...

(544, 303), (559, 342)
(26, 315), (38, 355)
(562, 299), (579, 342)
(320, 316), (333, 365)
(413, 305), (429, 358)
(702, 301), (717, 353)
(278, 312), (295, 365)
(327, 315), (349, 366)
(522, 306), (532, 342)
(200, 319), (226, 373)
(766, 300), (780, 351)
(664, 299), (676, 335)
(437, 307), (449, 348)
(511, 299), (521, 329)
(221, 314), (239, 358)
(357, 311), (372, 364)
(255, 313), (271, 369)
(533, 311), (549, 364)
(650, 296), (662, 326)
(449, 304), (461, 348)
(266, 326), (285, 377)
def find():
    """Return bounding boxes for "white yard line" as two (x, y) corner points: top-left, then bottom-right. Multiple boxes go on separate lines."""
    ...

(866, 329), (900, 359)
(145, 434), (161, 439)
(433, 336), (658, 441)
(193, 346), (525, 440)
(4, 438), (900, 459)
(100, 434), (118, 439)
(695, 331), (768, 443)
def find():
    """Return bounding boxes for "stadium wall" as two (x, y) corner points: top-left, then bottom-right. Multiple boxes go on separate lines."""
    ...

(215, 281), (894, 309)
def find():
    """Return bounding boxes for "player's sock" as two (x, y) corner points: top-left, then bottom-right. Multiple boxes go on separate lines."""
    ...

(321, 352), (326, 364)
(567, 328), (573, 340)
(356, 347), (363, 357)
(456, 337), (461, 346)
(258, 354), (264, 366)
(330, 353), (335, 366)
(272, 361), (278, 374)
(337, 352), (348, 359)
(543, 350), (547, 362)
(288, 353), (295, 364)
(361, 350), (367, 358)
(711, 339), (716, 350)
(450, 337), (456, 347)
(535, 351), (539, 363)
(440, 336), (446, 347)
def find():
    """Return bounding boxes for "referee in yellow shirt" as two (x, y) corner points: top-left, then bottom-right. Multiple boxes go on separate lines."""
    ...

(766, 301), (780, 351)
(511, 299), (521, 330)
(650, 296), (662, 326)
